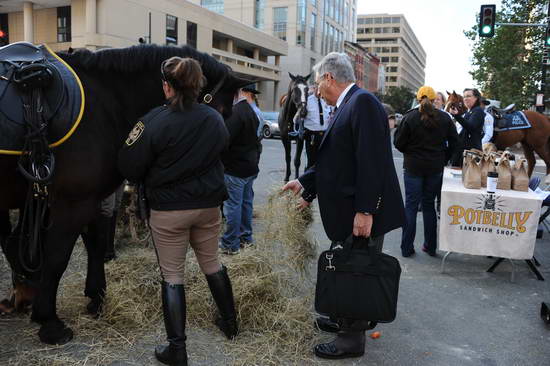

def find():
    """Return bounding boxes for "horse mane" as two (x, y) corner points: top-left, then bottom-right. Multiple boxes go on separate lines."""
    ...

(60, 44), (230, 80)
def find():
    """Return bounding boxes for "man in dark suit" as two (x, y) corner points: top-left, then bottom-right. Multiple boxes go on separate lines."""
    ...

(283, 53), (405, 359)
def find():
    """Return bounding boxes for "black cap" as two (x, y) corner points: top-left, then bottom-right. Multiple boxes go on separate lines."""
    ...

(242, 84), (261, 95)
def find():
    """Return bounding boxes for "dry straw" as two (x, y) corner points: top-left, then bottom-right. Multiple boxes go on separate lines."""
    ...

(5, 187), (323, 365)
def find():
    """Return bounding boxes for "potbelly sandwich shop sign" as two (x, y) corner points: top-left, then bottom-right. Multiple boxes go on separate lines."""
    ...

(439, 192), (542, 259)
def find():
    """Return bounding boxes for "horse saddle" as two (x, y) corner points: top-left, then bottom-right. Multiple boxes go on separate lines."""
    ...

(0, 42), (84, 155)
(492, 109), (531, 132)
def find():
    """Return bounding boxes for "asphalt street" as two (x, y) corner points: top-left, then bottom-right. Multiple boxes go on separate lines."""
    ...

(257, 137), (550, 366)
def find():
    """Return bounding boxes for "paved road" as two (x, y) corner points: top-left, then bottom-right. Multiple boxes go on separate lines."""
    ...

(258, 137), (550, 366)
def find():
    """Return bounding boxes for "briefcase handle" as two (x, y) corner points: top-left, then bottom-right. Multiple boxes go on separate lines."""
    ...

(340, 235), (380, 261)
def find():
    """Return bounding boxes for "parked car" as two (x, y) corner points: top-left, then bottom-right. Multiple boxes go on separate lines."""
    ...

(260, 111), (280, 139)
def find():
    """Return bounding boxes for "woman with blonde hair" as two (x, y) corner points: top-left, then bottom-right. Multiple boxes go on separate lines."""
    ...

(394, 86), (458, 257)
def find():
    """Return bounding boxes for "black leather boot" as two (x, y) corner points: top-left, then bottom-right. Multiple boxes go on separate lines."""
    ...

(314, 319), (366, 360)
(314, 316), (340, 333)
(205, 265), (238, 339)
(155, 282), (188, 366)
(104, 211), (117, 262)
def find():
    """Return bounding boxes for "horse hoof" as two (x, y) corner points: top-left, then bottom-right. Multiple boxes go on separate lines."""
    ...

(38, 320), (74, 345)
(86, 298), (103, 318)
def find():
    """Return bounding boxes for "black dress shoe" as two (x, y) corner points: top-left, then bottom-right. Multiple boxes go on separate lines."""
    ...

(314, 317), (340, 333)
(314, 330), (365, 360)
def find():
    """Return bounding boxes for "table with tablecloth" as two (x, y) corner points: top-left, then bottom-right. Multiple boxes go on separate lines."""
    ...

(439, 168), (543, 280)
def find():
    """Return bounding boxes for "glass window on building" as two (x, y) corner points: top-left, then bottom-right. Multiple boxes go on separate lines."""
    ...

(382, 27), (390, 33)
(391, 56), (399, 62)
(365, 18), (373, 24)
(391, 47), (399, 52)
(381, 56), (389, 62)
(297, 0), (306, 46)
(383, 17), (391, 23)
(0, 13), (9, 46)
(187, 21), (197, 48)
(57, 6), (71, 43)
(374, 17), (382, 24)
(381, 47), (390, 53)
(390, 66), (398, 72)
(273, 7), (288, 41)
(392, 17), (401, 23)
(344, 2), (348, 27)
(310, 57), (316, 71)
(390, 76), (397, 82)
(365, 28), (372, 34)
(255, 0), (265, 29)
(311, 0), (316, 6)
(392, 27), (400, 33)
(374, 27), (381, 34)
(166, 15), (178, 45)
(201, 0), (224, 14)
(310, 13), (316, 51)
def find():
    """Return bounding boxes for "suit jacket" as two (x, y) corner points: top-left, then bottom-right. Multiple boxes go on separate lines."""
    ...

(298, 85), (405, 241)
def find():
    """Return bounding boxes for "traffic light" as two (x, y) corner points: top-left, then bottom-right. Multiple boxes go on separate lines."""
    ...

(479, 5), (496, 38)
(0, 29), (7, 46)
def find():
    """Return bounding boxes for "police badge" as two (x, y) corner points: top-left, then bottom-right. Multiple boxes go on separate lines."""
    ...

(125, 121), (145, 146)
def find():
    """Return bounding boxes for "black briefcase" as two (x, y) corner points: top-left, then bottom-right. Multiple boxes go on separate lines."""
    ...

(315, 236), (401, 322)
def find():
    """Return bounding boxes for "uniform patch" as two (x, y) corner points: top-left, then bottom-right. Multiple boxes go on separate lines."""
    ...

(125, 121), (145, 146)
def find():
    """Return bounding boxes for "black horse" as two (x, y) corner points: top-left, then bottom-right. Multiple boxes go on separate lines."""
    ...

(278, 73), (310, 182)
(0, 44), (250, 345)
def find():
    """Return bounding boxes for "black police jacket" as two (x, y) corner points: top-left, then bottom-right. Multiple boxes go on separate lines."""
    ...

(118, 104), (229, 211)
(222, 100), (261, 178)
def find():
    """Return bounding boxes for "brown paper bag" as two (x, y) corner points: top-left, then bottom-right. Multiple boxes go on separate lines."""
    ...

(483, 143), (497, 154)
(480, 153), (496, 188)
(462, 149), (482, 182)
(512, 158), (529, 192)
(463, 152), (482, 189)
(497, 153), (512, 190)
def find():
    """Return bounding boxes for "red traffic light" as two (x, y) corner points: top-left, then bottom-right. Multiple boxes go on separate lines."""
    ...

(484, 8), (493, 16)
(0, 30), (6, 38)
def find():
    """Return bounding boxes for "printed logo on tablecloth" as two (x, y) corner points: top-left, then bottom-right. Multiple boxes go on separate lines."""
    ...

(447, 193), (533, 237)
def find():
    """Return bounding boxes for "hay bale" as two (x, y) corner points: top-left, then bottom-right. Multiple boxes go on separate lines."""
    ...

(8, 186), (322, 365)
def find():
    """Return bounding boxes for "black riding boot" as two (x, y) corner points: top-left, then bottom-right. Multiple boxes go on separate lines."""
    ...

(155, 282), (188, 366)
(104, 210), (117, 262)
(314, 319), (366, 360)
(205, 265), (238, 339)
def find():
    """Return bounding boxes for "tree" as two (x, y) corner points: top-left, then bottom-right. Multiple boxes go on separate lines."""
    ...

(375, 86), (415, 114)
(465, 0), (546, 109)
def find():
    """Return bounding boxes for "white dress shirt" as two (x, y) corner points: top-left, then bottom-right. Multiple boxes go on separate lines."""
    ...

(336, 83), (355, 109)
(302, 94), (333, 131)
(482, 111), (494, 145)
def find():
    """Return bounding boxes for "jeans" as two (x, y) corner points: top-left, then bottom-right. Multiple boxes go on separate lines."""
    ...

(401, 171), (442, 255)
(221, 174), (257, 250)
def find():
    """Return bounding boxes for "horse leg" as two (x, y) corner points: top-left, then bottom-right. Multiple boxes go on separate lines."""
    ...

(521, 142), (536, 178)
(81, 210), (109, 317)
(30, 199), (97, 345)
(294, 138), (304, 179)
(282, 136), (292, 182)
(532, 142), (550, 182)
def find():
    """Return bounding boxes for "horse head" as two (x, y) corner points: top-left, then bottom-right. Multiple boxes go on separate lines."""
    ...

(207, 69), (254, 120)
(289, 72), (311, 118)
(446, 91), (467, 115)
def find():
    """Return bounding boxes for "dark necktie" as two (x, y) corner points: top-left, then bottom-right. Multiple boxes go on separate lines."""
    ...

(328, 106), (338, 127)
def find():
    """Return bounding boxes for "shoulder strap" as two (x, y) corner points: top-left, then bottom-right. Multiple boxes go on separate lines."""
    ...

(317, 97), (324, 126)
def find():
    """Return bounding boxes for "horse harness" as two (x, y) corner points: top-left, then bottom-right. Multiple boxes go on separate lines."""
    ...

(0, 43), (57, 277)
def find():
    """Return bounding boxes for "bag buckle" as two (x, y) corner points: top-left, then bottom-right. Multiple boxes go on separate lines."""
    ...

(325, 253), (335, 271)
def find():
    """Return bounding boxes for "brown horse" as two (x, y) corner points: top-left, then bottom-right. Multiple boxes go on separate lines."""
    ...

(446, 91), (550, 178)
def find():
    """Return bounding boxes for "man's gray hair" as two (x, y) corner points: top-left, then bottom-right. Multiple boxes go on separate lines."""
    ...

(313, 52), (356, 84)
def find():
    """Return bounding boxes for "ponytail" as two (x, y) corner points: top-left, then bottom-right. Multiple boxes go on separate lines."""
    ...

(419, 96), (438, 128)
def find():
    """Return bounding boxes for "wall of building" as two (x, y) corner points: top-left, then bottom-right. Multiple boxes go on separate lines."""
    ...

(2, 0), (287, 110)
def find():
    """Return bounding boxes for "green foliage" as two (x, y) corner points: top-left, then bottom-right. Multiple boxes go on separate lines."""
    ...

(466, 0), (546, 109)
(375, 86), (415, 114)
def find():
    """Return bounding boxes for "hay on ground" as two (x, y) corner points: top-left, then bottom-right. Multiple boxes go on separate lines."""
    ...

(6, 186), (323, 365)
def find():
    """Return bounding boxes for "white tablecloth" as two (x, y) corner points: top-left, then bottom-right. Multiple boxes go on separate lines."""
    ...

(439, 168), (542, 259)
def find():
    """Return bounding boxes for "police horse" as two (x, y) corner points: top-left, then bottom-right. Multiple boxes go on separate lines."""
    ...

(0, 42), (250, 345)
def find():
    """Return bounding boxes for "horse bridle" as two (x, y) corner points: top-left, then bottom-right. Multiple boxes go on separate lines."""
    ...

(160, 60), (227, 105)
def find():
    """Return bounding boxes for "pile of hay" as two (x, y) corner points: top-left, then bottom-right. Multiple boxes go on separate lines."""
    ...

(6, 187), (322, 365)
